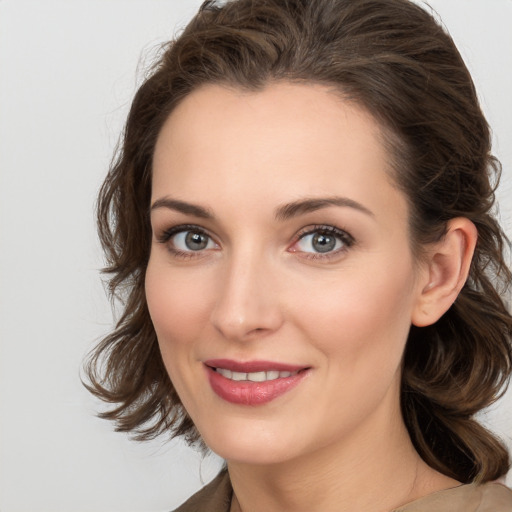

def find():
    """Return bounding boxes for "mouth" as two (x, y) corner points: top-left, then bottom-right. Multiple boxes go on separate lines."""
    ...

(204, 359), (310, 405)
(213, 368), (300, 382)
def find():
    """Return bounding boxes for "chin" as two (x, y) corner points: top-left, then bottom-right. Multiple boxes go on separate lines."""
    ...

(211, 442), (293, 466)
(196, 416), (312, 467)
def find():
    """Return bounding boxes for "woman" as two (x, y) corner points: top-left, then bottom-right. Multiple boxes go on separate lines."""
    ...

(85, 0), (512, 510)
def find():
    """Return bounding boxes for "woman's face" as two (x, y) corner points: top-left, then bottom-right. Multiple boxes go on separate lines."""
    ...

(146, 82), (427, 465)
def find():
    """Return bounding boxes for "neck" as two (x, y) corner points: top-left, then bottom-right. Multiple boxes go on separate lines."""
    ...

(227, 392), (458, 512)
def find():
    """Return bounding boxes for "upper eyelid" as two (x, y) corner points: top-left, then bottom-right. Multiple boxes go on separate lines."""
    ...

(156, 223), (355, 248)
(289, 226), (355, 263)
(155, 226), (216, 255)
(157, 225), (218, 257)
(158, 224), (212, 240)
(290, 224), (355, 254)
(294, 224), (354, 242)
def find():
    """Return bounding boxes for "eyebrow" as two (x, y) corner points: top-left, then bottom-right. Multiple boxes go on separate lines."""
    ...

(150, 195), (374, 221)
(274, 196), (375, 221)
(150, 197), (214, 219)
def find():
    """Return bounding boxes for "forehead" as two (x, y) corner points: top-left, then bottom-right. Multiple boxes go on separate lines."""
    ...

(152, 82), (406, 225)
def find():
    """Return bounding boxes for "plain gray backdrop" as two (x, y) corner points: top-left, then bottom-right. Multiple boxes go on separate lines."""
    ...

(0, 1), (511, 511)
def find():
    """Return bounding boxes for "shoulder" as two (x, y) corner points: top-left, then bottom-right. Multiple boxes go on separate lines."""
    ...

(171, 470), (232, 512)
(476, 482), (512, 512)
(396, 481), (512, 512)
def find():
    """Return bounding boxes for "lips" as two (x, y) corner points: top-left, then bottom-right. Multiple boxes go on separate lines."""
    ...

(204, 359), (310, 405)
(215, 368), (299, 382)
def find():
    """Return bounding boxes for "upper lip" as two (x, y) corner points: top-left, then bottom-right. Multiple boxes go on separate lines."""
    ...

(204, 359), (309, 373)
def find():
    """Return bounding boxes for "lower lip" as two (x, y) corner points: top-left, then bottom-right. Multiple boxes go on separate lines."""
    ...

(206, 366), (309, 405)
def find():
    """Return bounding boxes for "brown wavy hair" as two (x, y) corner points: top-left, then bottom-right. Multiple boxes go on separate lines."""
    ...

(84, 0), (512, 483)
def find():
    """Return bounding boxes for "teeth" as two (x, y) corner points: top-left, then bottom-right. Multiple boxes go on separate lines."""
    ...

(215, 368), (299, 381)
(248, 371), (267, 382)
(217, 368), (232, 379)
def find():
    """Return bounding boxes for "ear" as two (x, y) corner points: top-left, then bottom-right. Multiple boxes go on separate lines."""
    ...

(412, 217), (477, 327)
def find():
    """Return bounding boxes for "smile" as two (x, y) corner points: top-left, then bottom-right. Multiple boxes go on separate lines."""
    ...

(214, 368), (299, 382)
(204, 359), (310, 406)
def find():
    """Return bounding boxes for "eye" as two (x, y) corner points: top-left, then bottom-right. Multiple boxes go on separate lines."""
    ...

(290, 226), (354, 257)
(158, 225), (218, 256)
(173, 230), (215, 251)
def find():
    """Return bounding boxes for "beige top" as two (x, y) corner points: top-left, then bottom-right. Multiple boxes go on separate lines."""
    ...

(173, 470), (512, 512)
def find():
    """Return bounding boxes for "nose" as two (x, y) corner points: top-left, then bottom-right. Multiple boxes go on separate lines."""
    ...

(210, 250), (284, 341)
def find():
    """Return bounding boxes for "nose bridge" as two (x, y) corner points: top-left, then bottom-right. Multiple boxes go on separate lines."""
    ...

(210, 243), (282, 340)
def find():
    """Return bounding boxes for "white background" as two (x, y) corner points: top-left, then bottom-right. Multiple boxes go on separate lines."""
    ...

(0, 1), (511, 511)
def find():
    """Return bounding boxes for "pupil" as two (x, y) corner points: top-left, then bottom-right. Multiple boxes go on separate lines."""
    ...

(313, 233), (335, 253)
(185, 232), (208, 250)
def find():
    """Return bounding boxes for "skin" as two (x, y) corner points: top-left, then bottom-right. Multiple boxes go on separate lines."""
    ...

(146, 83), (476, 512)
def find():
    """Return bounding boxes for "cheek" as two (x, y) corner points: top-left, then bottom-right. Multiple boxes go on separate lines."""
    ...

(294, 262), (417, 376)
(145, 258), (219, 414)
(145, 259), (213, 356)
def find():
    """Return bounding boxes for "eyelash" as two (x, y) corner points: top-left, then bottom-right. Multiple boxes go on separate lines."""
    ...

(157, 224), (217, 260)
(156, 224), (355, 261)
(291, 225), (355, 260)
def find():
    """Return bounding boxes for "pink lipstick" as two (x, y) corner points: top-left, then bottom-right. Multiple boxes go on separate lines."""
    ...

(204, 359), (310, 405)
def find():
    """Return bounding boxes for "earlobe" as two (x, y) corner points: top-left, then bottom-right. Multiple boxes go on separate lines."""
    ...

(412, 218), (477, 327)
